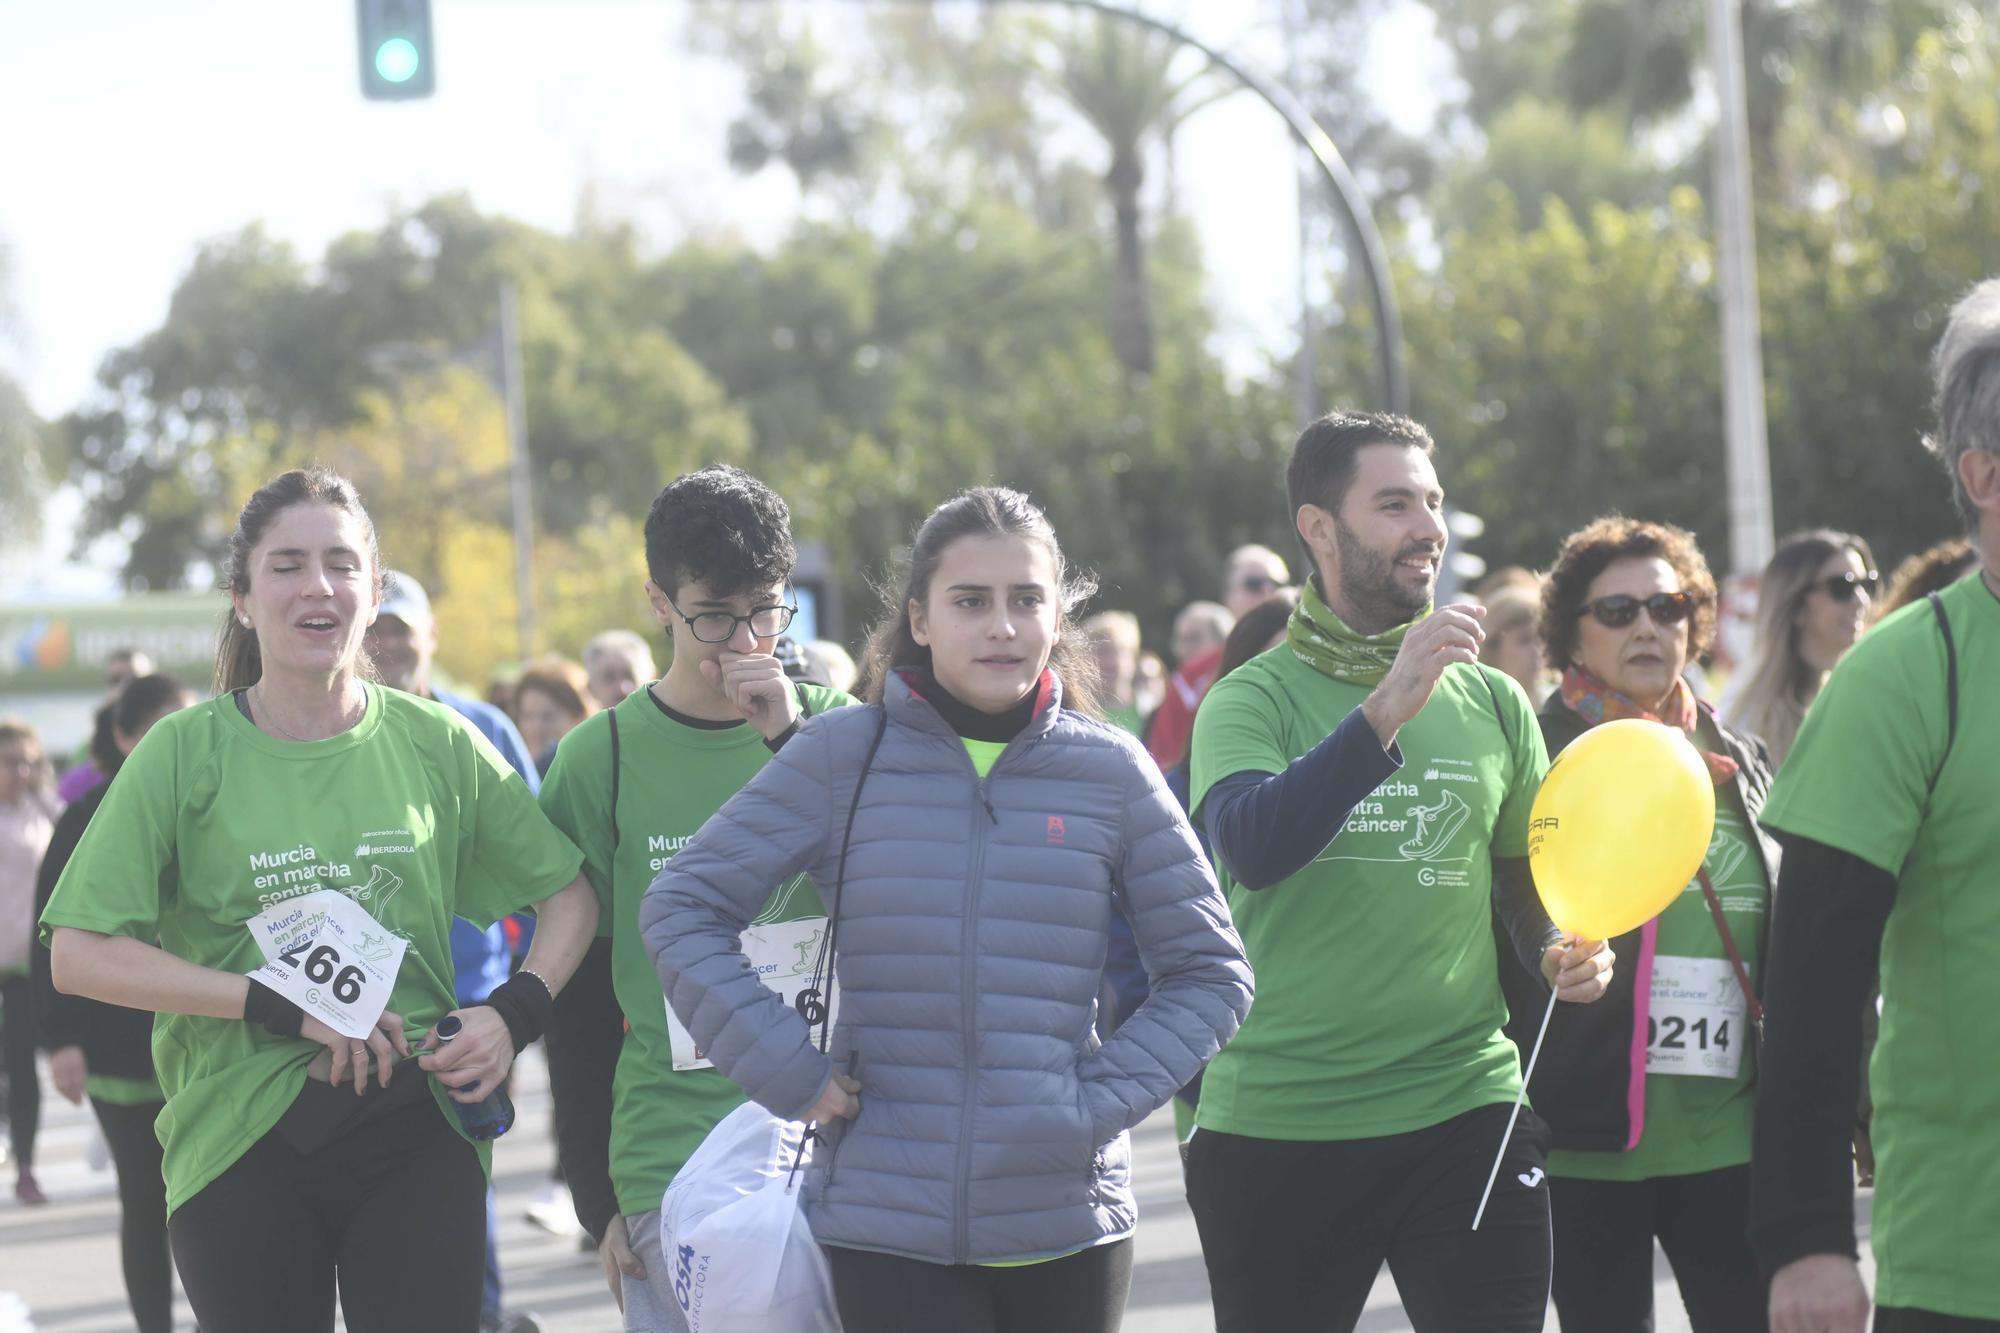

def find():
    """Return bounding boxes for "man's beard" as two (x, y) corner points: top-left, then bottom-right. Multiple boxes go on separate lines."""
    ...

(1333, 520), (1436, 633)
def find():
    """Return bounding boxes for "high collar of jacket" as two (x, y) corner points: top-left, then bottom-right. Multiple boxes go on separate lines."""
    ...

(887, 666), (1064, 746)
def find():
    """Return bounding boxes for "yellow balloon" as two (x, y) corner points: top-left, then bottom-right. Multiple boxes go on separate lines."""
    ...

(1527, 719), (1716, 940)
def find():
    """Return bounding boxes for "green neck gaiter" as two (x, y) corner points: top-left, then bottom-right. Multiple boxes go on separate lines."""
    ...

(1285, 576), (1427, 687)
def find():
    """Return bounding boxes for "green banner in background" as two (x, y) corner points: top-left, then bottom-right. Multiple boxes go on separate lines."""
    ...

(0, 594), (226, 690)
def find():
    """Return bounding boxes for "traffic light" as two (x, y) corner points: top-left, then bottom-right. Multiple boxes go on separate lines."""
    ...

(357, 0), (435, 101)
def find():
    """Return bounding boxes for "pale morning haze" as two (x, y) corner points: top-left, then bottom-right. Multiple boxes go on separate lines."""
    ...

(0, 0), (1446, 595)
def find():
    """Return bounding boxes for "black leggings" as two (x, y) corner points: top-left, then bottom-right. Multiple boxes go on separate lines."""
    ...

(93, 1096), (174, 1333)
(824, 1237), (1133, 1333)
(1185, 1105), (1554, 1333)
(0, 974), (38, 1167)
(169, 1097), (486, 1333)
(1549, 1164), (1765, 1332)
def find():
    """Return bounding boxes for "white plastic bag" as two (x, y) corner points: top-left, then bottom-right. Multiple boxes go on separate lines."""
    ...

(659, 1100), (842, 1333)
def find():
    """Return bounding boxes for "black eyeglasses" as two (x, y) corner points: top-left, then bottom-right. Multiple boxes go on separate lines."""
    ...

(664, 594), (797, 644)
(1574, 591), (1703, 629)
(1817, 571), (1880, 603)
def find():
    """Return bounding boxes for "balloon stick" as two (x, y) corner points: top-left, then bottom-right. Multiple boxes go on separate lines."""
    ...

(1471, 978), (1561, 1231)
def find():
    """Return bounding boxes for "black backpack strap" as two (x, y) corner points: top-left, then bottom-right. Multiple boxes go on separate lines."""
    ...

(1927, 591), (1958, 791)
(1477, 665), (1517, 758)
(607, 707), (621, 852)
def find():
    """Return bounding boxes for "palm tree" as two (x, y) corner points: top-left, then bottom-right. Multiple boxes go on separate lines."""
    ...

(1048, 19), (1233, 377)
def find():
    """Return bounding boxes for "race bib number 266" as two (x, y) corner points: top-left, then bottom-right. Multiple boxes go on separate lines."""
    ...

(245, 890), (407, 1039)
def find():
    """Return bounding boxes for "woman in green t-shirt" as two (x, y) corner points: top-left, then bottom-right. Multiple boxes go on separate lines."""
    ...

(1502, 517), (1778, 1333)
(42, 467), (598, 1333)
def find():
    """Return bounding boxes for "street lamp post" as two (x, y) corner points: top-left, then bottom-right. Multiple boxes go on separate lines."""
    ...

(854, 0), (1408, 416)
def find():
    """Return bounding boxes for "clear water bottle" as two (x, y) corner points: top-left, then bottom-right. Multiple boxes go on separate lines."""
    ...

(432, 1014), (515, 1141)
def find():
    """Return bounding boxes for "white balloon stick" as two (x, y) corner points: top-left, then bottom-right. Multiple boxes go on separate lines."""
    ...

(1471, 979), (1561, 1231)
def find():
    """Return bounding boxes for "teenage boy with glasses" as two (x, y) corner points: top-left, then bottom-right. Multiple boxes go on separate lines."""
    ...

(540, 466), (854, 1332)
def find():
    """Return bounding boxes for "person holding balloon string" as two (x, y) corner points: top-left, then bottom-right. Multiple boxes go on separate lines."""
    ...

(1185, 410), (1614, 1333)
(1495, 517), (1779, 1333)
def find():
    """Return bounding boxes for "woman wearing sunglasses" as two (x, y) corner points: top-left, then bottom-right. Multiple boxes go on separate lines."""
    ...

(1722, 529), (1879, 766)
(1500, 517), (1780, 1333)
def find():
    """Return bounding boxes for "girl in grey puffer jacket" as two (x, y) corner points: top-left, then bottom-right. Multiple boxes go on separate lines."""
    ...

(641, 488), (1252, 1332)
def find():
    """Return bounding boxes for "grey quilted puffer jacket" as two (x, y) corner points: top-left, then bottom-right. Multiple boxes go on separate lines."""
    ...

(641, 671), (1253, 1264)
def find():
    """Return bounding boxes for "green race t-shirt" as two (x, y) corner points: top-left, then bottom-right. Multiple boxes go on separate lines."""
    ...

(1551, 772), (1768, 1182)
(1190, 647), (1549, 1140)
(1760, 572), (2000, 1320)
(38, 685), (584, 1217)
(538, 684), (853, 1218)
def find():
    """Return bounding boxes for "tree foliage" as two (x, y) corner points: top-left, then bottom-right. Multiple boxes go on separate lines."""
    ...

(49, 0), (1999, 686)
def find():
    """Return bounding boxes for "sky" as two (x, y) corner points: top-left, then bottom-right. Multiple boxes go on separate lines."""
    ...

(0, 0), (1450, 598)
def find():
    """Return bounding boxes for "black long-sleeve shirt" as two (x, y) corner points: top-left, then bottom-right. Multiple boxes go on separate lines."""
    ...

(1199, 705), (1557, 978)
(1749, 834), (1898, 1279)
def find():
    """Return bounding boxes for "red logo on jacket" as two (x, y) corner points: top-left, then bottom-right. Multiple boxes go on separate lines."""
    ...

(1046, 816), (1067, 844)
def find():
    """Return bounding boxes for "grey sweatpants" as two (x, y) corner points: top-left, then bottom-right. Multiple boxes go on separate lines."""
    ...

(620, 1209), (692, 1333)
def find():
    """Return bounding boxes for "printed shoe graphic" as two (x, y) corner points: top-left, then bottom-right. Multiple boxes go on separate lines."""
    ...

(1702, 827), (1749, 890)
(1400, 790), (1473, 861)
(339, 865), (405, 917)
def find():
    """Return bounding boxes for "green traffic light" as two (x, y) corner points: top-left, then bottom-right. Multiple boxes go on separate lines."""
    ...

(374, 36), (421, 84)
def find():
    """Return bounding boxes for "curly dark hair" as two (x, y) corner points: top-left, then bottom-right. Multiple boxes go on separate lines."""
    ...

(1540, 516), (1718, 670)
(644, 465), (797, 598)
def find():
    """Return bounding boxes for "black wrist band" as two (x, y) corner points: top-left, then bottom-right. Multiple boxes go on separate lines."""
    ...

(480, 969), (554, 1053)
(243, 977), (306, 1038)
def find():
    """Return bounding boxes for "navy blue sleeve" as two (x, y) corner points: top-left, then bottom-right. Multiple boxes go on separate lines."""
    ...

(1199, 707), (1402, 891)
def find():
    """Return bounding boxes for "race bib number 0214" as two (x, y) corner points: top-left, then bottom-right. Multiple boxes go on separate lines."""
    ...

(245, 889), (407, 1039)
(665, 916), (836, 1072)
(1646, 954), (1745, 1080)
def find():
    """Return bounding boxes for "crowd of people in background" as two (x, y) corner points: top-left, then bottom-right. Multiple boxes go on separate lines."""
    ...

(0, 279), (1995, 1333)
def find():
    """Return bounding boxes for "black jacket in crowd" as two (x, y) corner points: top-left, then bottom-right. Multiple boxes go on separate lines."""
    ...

(31, 778), (160, 1087)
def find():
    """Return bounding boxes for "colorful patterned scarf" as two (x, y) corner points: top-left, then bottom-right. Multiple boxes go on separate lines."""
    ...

(1559, 666), (1739, 786)
(1285, 577), (1423, 687)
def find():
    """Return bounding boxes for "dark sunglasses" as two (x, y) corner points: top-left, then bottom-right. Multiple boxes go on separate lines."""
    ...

(1817, 571), (1880, 603)
(1574, 591), (1702, 629)
(1235, 574), (1279, 596)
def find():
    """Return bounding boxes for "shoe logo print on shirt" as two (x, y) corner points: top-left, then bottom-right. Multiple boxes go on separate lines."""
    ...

(1517, 1167), (1544, 1188)
(1047, 817), (1066, 844)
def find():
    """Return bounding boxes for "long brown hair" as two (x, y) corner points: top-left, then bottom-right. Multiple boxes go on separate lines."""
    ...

(1728, 527), (1875, 763)
(859, 487), (1102, 717)
(213, 467), (383, 694)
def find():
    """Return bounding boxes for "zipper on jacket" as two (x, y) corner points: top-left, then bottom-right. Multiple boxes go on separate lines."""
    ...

(817, 1050), (860, 1196)
(977, 779), (997, 823)
(953, 769), (993, 1264)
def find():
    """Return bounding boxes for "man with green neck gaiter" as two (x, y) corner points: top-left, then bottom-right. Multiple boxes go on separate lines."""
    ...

(1186, 410), (1616, 1332)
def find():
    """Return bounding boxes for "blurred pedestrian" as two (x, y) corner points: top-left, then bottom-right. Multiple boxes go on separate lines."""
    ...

(56, 648), (156, 805)
(1223, 544), (1291, 619)
(1752, 279), (2000, 1332)
(1507, 517), (1773, 1332)
(582, 630), (656, 711)
(1171, 602), (1234, 670)
(1478, 581), (1549, 706)
(1086, 610), (1146, 735)
(513, 655), (596, 778)
(1148, 550), (1292, 769)
(1875, 537), (1978, 621)
(1722, 530), (1878, 766)
(1, 717), (58, 1203)
(33, 674), (196, 1330)
(804, 639), (860, 695)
